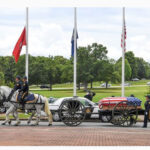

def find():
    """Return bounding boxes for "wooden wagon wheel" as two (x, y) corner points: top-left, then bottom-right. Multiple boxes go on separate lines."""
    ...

(59, 99), (86, 126)
(112, 101), (138, 127)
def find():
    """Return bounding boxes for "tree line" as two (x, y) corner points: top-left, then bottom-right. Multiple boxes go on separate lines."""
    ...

(0, 42), (150, 90)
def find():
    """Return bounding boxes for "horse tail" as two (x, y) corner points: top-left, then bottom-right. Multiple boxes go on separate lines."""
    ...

(44, 98), (50, 115)
(44, 97), (53, 124)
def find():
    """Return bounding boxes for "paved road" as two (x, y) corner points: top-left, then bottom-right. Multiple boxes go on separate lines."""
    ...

(0, 121), (150, 146)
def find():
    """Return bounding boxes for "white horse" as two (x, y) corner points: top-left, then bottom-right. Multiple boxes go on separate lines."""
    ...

(0, 86), (53, 126)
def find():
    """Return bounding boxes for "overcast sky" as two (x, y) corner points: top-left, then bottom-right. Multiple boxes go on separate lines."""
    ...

(0, 7), (150, 61)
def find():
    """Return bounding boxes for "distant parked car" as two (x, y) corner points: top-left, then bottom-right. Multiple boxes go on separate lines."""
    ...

(40, 85), (50, 89)
(49, 97), (99, 121)
(147, 82), (150, 86)
(131, 78), (139, 81)
(141, 78), (146, 80)
(124, 83), (131, 86)
(101, 83), (111, 88)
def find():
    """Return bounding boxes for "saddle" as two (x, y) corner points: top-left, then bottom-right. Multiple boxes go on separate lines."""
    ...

(16, 93), (37, 103)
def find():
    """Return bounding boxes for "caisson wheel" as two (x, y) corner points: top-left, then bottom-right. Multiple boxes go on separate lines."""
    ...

(59, 99), (86, 126)
(112, 101), (138, 127)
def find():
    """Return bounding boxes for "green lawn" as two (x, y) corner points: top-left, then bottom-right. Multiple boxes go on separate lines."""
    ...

(30, 80), (150, 90)
(0, 113), (30, 119)
(30, 85), (150, 108)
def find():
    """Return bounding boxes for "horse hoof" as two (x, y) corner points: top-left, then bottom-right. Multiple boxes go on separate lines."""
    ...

(14, 122), (20, 126)
(31, 124), (37, 126)
(8, 121), (11, 125)
(1, 122), (5, 125)
(48, 124), (52, 126)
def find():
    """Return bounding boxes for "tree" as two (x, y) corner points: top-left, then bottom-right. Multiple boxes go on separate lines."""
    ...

(77, 43), (108, 90)
(90, 43), (108, 88)
(77, 46), (93, 91)
(96, 60), (120, 88)
(45, 56), (56, 91)
(0, 72), (5, 85)
(125, 51), (137, 79)
(61, 61), (73, 83)
(115, 58), (132, 81)
(136, 58), (146, 79)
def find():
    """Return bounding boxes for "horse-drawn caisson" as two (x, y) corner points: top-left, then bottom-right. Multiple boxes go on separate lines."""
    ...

(0, 84), (148, 127)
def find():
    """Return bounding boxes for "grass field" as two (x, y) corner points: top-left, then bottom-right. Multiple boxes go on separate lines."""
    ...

(30, 85), (150, 108)
(30, 80), (150, 89)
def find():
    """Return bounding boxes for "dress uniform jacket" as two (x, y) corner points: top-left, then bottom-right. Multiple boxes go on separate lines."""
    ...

(19, 81), (29, 93)
(143, 99), (150, 127)
(14, 80), (22, 91)
(7, 80), (22, 101)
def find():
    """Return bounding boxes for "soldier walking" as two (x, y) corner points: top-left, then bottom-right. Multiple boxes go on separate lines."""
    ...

(143, 95), (150, 128)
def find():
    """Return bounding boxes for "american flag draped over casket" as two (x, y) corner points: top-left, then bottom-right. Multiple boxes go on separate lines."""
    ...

(99, 97), (142, 109)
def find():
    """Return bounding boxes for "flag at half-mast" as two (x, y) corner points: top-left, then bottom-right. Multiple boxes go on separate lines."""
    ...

(71, 28), (78, 57)
(121, 16), (126, 52)
(13, 27), (26, 63)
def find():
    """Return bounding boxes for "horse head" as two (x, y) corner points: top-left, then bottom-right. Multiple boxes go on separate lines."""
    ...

(0, 86), (13, 108)
(0, 87), (7, 107)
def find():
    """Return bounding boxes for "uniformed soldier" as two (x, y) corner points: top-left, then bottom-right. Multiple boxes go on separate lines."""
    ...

(19, 76), (29, 104)
(84, 91), (96, 101)
(7, 75), (22, 101)
(143, 95), (150, 128)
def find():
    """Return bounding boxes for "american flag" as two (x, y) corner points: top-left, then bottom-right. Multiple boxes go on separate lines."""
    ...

(99, 97), (141, 108)
(121, 18), (126, 52)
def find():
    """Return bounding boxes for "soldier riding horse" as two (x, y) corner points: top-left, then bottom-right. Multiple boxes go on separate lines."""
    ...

(0, 86), (53, 126)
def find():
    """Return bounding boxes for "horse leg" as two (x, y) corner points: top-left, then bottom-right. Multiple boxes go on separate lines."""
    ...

(8, 110), (18, 125)
(47, 110), (53, 126)
(33, 106), (41, 126)
(7, 112), (16, 125)
(13, 111), (21, 126)
(27, 111), (35, 125)
(1, 106), (14, 125)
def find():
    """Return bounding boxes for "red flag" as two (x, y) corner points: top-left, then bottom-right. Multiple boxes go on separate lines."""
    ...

(13, 27), (26, 63)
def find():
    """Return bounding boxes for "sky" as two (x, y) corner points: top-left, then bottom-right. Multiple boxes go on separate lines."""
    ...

(0, 7), (150, 61)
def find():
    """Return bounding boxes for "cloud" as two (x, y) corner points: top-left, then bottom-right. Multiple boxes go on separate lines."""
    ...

(28, 22), (71, 57)
(0, 7), (150, 63)
(128, 35), (150, 61)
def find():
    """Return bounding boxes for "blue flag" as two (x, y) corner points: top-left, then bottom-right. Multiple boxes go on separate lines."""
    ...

(71, 29), (78, 57)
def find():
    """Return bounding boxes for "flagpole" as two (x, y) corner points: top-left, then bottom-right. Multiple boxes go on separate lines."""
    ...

(73, 7), (77, 97)
(25, 7), (29, 81)
(121, 7), (125, 97)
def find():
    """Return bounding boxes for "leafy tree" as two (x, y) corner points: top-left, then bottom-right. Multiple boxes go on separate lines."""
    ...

(97, 60), (120, 88)
(135, 58), (146, 79)
(77, 46), (93, 91)
(125, 51), (137, 79)
(77, 43), (108, 90)
(115, 58), (132, 81)
(0, 72), (5, 85)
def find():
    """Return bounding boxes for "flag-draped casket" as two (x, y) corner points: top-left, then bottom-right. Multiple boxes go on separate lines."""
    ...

(99, 97), (142, 110)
